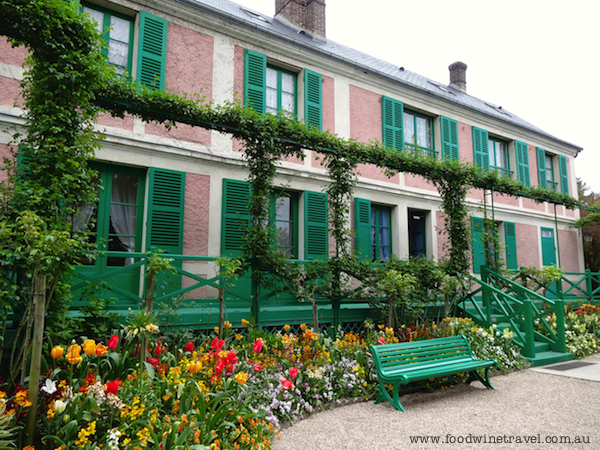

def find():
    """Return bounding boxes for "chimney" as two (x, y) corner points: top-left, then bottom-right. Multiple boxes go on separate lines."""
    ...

(448, 61), (467, 91)
(275, 0), (326, 39)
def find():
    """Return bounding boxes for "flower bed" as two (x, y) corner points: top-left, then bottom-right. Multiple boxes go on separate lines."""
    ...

(2, 311), (593, 449)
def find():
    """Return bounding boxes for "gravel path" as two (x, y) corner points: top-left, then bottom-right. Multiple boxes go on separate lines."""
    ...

(273, 353), (600, 450)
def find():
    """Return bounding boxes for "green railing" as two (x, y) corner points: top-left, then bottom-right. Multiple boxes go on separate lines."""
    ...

(463, 266), (566, 358)
(511, 269), (600, 302)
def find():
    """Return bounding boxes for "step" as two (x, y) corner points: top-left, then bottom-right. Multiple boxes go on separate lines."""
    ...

(525, 351), (574, 367)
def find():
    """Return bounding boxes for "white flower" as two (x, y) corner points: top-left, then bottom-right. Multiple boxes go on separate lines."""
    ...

(54, 399), (67, 414)
(41, 379), (57, 395)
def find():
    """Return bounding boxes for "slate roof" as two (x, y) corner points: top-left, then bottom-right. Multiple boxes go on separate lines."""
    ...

(176, 0), (581, 151)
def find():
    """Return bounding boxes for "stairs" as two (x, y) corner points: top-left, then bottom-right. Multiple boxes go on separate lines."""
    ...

(462, 296), (574, 367)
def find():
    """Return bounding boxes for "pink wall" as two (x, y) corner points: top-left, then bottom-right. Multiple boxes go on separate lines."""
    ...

(522, 198), (546, 212)
(348, 85), (399, 182)
(528, 144), (539, 186)
(0, 144), (15, 183)
(436, 211), (450, 260)
(558, 229), (580, 272)
(493, 192), (519, 206)
(516, 223), (539, 268)
(182, 172), (210, 298)
(405, 174), (436, 191)
(0, 37), (28, 67)
(146, 23), (213, 144)
(322, 75), (334, 134)
(96, 112), (134, 131)
(458, 121), (473, 163)
(0, 77), (22, 108)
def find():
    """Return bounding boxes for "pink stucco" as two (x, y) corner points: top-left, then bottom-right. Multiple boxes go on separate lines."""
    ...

(467, 188), (484, 202)
(436, 211), (450, 260)
(0, 77), (22, 108)
(516, 223), (540, 268)
(0, 37), (28, 67)
(528, 144), (539, 186)
(322, 75), (334, 134)
(458, 121), (473, 163)
(145, 23), (213, 145)
(558, 229), (581, 272)
(493, 192), (519, 206)
(182, 172), (210, 297)
(0, 144), (15, 183)
(522, 198), (546, 212)
(405, 174), (436, 191)
(96, 112), (134, 131)
(183, 172), (210, 256)
(232, 46), (246, 154)
(348, 85), (399, 182)
(565, 207), (574, 218)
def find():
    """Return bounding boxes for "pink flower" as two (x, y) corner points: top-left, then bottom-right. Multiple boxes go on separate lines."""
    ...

(184, 341), (194, 353)
(378, 336), (386, 345)
(107, 335), (119, 350)
(254, 363), (263, 372)
(280, 377), (294, 390)
(289, 367), (298, 379)
(576, 309), (583, 315)
(253, 339), (264, 354)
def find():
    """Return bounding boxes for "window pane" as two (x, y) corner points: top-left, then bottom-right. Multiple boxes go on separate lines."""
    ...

(541, 229), (553, 238)
(266, 67), (278, 89)
(281, 72), (294, 93)
(266, 87), (277, 112)
(111, 16), (130, 43)
(281, 92), (294, 114)
(84, 7), (104, 34)
(497, 142), (508, 169)
(276, 222), (292, 247)
(109, 40), (129, 69)
(379, 209), (390, 227)
(404, 112), (414, 144)
(416, 116), (429, 148)
(275, 196), (291, 220)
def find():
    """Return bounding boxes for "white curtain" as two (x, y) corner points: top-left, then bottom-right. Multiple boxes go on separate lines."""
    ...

(110, 174), (137, 266)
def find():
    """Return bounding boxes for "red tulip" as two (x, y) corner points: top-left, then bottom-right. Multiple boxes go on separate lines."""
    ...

(253, 339), (264, 354)
(108, 335), (119, 350)
(289, 367), (298, 379)
(281, 377), (294, 390)
(211, 337), (224, 353)
(154, 344), (165, 356)
(184, 341), (194, 353)
(378, 336), (386, 345)
(105, 380), (120, 395)
(147, 357), (160, 367)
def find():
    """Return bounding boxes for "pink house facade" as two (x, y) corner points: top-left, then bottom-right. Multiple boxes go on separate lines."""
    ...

(0, 0), (584, 326)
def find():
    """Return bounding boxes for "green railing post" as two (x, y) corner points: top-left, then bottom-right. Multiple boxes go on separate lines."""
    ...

(554, 299), (567, 353)
(251, 261), (261, 330)
(481, 265), (492, 327)
(522, 299), (535, 358)
(554, 278), (563, 300)
(585, 269), (592, 301)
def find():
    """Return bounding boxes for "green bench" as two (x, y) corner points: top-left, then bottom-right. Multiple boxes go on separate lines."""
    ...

(369, 335), (497, 412)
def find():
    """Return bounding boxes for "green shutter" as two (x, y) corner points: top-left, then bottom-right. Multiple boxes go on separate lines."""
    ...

(440, 116), (459, 161)
(541, 228), (556, 266)
(137, 11), (168, 91)
(382, 96), (403, 151)
(559, 155), (569, 194)
(244, 49), (266, 113)
(536, 147), (547, 189)
(472, 127), (489, 170)
(515, 141), (530, 186)
(471, 217), (485, 274)
(354, 198), (371, 261)
(221, 179), (252, 256)
(304, 69), (322, 130)
(146, 168), (185, 255)
(505, 222), (517, 271)
(304, 191), (328, 260)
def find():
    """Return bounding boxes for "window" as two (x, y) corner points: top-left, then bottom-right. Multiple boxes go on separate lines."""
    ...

(440, 116), (459, 161)
(404, 111), (435, 156)
(382, 96), (404, 151)
(514, 140), (531, 186)
(408, 210), (427, 258)
(537, 148), (568, 193)
(245, 50), (322, 129)
(371, 205), (391, 262)
(83, 4), (133, 75)
(488, 137), (511, 177)
(266, 67), (296, 117)
(271, 192), (298, 258)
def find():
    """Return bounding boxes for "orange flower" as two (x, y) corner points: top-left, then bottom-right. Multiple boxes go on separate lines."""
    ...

(300, 323), (307, 331)
(95, 343), (108, 356)
(50, 346), (64, 360)
(241, 319), (249, 326)
(283, 324), (291, 332)
(235, 372), (248, 385)
(66, 349), (82, 365)
(67, 343), (82, 355)
(83, 339), (96, 356)
(187, 360), (202, 373)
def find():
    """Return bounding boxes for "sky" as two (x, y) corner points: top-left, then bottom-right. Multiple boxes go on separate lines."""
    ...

(235, 0), (600, 194)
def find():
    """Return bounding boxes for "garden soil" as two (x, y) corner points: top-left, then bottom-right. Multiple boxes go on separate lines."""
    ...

(273, 352), (600, 450)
